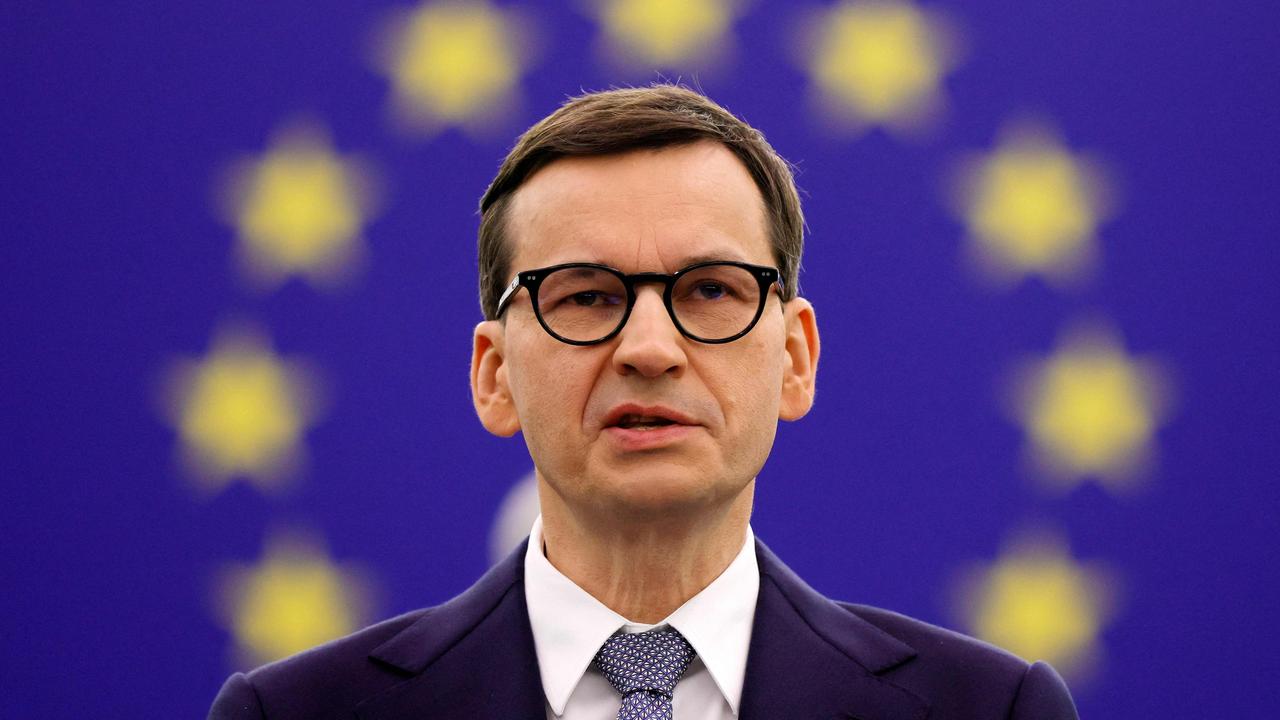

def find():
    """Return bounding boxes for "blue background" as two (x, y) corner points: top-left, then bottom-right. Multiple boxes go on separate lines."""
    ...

(2, 1), (1278, 717)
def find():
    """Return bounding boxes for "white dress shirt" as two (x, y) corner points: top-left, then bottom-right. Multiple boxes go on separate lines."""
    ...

(524, 515), (759, 719)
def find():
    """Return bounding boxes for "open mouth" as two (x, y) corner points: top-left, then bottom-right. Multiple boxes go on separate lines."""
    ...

(613, 414), (679, 431)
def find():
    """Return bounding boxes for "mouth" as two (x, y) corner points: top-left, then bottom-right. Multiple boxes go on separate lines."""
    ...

(612, 414), (679, 431)
(602, 404), (698, 432)
(602, 405), (699, 451)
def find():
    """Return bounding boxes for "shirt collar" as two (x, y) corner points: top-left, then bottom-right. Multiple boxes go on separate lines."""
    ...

(524, 515), (759, 716)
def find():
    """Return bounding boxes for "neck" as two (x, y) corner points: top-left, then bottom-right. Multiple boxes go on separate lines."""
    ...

(537, 478), (754, 624)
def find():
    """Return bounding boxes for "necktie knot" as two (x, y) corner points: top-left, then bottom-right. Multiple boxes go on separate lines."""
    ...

(592, 627), (696, 715)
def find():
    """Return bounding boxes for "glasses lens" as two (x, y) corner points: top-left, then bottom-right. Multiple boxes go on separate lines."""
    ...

(672, 264), (761, 340)
(536, 266), (628, 342)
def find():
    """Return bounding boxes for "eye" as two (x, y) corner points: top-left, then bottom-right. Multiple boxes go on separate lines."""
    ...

(694, 282), (729, 299)
(566, 291), (622, 307)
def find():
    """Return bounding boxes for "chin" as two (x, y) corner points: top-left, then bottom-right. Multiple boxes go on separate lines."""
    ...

(589, 470), (735, 522)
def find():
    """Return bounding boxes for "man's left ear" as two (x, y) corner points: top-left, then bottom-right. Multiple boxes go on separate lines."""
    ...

(778, 297), (820, 421)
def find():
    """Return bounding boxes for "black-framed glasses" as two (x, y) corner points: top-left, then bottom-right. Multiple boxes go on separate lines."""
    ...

(494, 261), (783, 345)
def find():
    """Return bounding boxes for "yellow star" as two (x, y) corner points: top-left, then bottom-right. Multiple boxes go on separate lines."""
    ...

(953, 124), (1110, 285)
(593, 0), (737, 69)
(958, 532), (1115, 680)
(218, 530), (373, 666)
(376, 0), (526, 133)
(165, 326), (321, 495)
(803, 0), (956, 133)
(224, 124), (377, 289)
(1011, 322), (1169, 493)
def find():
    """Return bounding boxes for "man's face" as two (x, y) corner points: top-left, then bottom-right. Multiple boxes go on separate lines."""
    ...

(473, 141), (816, 521)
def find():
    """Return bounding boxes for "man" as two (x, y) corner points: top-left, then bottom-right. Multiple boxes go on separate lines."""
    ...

(209, 85), (1078, 719)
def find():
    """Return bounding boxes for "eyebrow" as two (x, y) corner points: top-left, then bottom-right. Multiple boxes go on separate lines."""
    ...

(675, 252), (751, 266)
(534, 250), (756, 273)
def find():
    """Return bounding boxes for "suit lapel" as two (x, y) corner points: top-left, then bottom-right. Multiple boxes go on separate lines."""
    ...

(356, 541), (546, 719)
(740, 541), (929, 720)
(349, 537), (929, 719)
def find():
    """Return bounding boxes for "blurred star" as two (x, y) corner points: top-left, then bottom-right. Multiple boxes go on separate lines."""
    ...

(1011, 322), (1169, 493)
(222, 124), (378, 289)
(165, 326), (322, 494)
(593, 0), (737, 69)
(802, 0), (957, 134)
(376, 0), (528, 134)
(958, 531), (1115, 681)
(219, 531), (373, 666)
(952, 124), (1111, 286)
(489, 469), (539, 565)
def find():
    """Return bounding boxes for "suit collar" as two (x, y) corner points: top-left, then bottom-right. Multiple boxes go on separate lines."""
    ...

(355, 536), (928, 720)
(357, 540), (546, 719)
(741, 539), (928, 720)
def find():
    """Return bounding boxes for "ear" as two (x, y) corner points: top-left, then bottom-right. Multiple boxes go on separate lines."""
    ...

(778, 297), (820, 421)
(471, 320), (521, 437)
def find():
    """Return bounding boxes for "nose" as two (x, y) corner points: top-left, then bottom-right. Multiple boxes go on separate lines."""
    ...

(611, 286), (686, 378)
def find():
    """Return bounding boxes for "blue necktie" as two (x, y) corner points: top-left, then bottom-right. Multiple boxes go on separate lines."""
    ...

(592, 627), (696, 720)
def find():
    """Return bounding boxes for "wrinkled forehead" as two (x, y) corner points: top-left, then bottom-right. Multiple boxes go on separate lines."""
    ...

(504, 142), (772, 274)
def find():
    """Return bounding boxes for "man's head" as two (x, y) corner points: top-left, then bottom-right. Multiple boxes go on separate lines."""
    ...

(477, 85), (805, 321)
(470, 86), (819, 526)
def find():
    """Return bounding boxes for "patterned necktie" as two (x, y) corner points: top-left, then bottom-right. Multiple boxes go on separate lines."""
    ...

(592, 627), (696, 720)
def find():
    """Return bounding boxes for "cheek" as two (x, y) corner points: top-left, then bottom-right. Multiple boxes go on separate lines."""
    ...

(711, 326), (788, 432)
(505, 335), (597, 454)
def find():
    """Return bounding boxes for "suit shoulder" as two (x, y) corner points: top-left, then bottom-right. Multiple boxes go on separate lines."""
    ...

(228, 609), (429, 718)
(211, 545), (531, 718)
(837, 602), (1077, 718)
(246, 607), (427, 679)
(839, 602), (1027, 675)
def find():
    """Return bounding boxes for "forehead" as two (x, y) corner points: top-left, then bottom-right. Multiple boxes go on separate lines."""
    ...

(505, 141), (771, 272)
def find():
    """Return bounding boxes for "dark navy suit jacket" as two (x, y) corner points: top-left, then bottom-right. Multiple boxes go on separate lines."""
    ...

(209, 539), (1078, 719)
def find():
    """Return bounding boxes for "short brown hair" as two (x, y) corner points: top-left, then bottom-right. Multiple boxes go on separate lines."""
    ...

(477, 84), (804, 320)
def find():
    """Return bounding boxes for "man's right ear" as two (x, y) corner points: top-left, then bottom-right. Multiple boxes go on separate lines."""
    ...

(471, 321), (521, 437)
